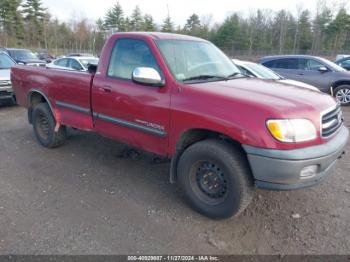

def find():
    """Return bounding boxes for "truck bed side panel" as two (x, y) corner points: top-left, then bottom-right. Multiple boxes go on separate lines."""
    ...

(11, 66), (94, 130)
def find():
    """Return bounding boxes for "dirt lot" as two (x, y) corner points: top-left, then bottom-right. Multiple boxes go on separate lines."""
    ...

(0, 104), (349, 255)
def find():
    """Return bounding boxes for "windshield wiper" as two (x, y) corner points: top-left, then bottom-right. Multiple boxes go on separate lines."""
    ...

(183, 72), (249, 83)
(182, 75), (227, 82)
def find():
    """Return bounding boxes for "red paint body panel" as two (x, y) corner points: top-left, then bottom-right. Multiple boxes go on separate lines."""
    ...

(11, 32), (338, 158)
(11, 66), (94, 130)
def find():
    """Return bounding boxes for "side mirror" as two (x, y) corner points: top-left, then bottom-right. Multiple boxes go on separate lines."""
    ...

(88, 64), (97, 74)
(318, 66), (328, 73)
(132, 67), (164, 87)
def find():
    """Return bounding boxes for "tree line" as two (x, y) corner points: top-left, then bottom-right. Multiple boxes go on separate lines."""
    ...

(0, 0), (350, 57)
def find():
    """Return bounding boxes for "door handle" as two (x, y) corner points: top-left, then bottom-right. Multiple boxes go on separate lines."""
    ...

(99, 86), (112, 93)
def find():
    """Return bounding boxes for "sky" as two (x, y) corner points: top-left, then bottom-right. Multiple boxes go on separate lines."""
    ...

(41, 0), (345, 25)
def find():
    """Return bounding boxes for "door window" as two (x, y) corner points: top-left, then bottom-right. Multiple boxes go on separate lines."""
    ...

(263, 58), (298, 70)
(55, 58), (68, 67)
(108, 39), (160, 80)
(305, 59), (325, 71)
(340, 59), (350, 66)
(274, 59), (299, 69)
(69, 59), (83, 70)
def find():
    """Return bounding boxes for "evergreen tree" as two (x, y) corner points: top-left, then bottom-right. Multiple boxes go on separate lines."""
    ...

(311, 3), (332, 53)
(184, 14), (201, 36)
(271, 10), (289, 54)
(104, 2), (125, 32)
(94, 19), (106, 54)
(213, 14), (247, 53)
(298, 10), (313, 52)
(22, 0), (46, 47)
(130, 6), (143, 31)
(124, 17), (131, 31)
(326, 8), (350, 53)
(2, 0), (350, 58)
(161, 14), (174, 32)
(142, 14), (156, 31)
(0, 0), (24, 45)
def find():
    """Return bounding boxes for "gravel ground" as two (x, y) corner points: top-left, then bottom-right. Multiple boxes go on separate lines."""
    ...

(0, 104), (349, 255)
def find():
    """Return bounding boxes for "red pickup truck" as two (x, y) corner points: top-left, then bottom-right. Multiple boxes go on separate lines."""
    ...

(11, 33), (349, 219)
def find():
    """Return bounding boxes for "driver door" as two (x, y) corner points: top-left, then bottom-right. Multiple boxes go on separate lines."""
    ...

(92, 38), (171, 156)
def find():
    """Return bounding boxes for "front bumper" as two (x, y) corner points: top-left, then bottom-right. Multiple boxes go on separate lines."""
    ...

(243, 126), (349, 190)
(0, 86), (14, 100)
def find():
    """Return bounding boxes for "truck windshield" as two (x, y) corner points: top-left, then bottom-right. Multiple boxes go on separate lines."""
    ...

(0, 53), (15, 69)
(156, 40), (240, 83)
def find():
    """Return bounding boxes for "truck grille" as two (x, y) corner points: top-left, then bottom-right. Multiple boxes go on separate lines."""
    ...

(321, 105), (343, 137)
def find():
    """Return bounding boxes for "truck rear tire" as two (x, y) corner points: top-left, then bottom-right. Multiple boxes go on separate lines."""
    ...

(32, 103), (66, 148)
(177, 139), (254, 219)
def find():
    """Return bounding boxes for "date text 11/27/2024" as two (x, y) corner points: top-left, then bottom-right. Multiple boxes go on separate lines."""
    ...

(127, 255), (220, 261)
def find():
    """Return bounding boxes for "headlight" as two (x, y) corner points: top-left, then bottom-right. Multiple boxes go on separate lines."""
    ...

(266, 119), (317, 143)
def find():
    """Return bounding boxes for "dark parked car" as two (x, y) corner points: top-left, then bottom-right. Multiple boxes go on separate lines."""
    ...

(37, 51), (55, 63)
(67, 53), (94, 57)
(335, 57), (350, 71)
(1, 48), (46, 66)
(259, 55), (350, 105)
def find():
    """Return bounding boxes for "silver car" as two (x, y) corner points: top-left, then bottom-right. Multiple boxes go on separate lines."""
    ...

(232, 59), (319, 91)
(259, 55), (350, 105)
(0, 52), (16, 104)
(47, 56), (99, 72)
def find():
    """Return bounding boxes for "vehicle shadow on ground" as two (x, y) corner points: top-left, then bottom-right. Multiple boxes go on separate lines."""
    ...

(0, 101), (16, 108)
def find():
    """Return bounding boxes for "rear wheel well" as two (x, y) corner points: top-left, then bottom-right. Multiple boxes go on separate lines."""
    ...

(27, 91), (51, 124)
(170, 129), (244, 183)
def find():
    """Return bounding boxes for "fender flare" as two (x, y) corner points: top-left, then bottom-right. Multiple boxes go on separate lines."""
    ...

(27, 88), (55, 124)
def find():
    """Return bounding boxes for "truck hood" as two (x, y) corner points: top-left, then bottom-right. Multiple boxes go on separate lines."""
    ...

(188, 78), (336, 116)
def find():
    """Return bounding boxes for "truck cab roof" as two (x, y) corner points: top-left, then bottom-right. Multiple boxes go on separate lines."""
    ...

(110, 32), (206, 42)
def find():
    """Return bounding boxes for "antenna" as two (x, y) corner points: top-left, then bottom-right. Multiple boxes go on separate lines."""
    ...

(167, 4), (170, 17)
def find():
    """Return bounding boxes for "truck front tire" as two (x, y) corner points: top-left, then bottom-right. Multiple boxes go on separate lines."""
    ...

(32, 103), (66, 148)
(177, 139), (254, 219)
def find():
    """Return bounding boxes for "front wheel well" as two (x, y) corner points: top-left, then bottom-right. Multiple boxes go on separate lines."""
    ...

(170, 129), (244, 183)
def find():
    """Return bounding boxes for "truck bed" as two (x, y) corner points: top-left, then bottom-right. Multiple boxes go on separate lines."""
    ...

(11, 65), (93, 109)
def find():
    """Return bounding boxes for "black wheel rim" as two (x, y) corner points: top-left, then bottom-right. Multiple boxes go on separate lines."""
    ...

(190, 161), (228, 205)
(36, 112), (50, 140)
